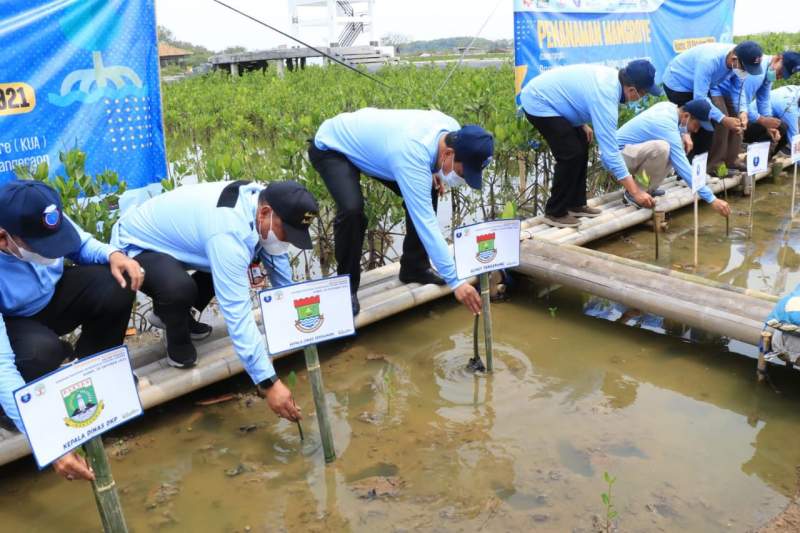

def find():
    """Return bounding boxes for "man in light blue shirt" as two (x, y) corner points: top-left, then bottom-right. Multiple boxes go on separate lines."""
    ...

(112, 180), (317, 423)
(745, 86), (800, 157)
(310, 108), (493, 316)
(662, 41), (764, 163)
(520, 59), (662, 227)
(617, 99), (731, 216)
(0, 181), (142, 482)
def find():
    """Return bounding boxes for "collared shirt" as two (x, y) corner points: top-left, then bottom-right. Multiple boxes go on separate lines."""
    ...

(111, 181), (292, 388)
(519, 64), (630, 180)
(616, 102), (716, 203)
(0, 218), (116, 432)
(749, 85), (800, 140)
(662, 43), (735, 123)
(712, 55), (773, 117)
(314, 108), (464, 287)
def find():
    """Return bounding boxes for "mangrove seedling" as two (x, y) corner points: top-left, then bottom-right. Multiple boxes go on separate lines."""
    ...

(716, 163), (728, 178)
(383, 365), (396, 416)
(548, 306), (558, 318)
(286, 371), (304, 441)
(601, 471), (618, 533)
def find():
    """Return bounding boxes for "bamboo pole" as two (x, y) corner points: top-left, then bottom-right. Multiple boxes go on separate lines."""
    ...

(792, 164), (797, 216)
(653, 210), (663, 261)
(749, 173), (756, 238)
(83, 437), (128, 533)
(758, 330), (772, 383)
(479, 272), (493, 372)
(693, 195), (699, 268)
(303, 345), (335, 463)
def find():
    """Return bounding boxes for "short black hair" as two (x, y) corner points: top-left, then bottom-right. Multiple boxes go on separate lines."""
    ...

(444, 131), (456, 148)
(258, 187), (270, 206)
(618, 69), (633, 88)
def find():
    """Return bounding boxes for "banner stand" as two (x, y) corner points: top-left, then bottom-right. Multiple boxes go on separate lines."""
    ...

(303, 345), (335, 463)
(84, 437), (128, 533)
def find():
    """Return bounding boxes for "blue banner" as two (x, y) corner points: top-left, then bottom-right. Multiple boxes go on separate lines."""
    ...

(0, 0), (167, 189)
(514, 0), (736, 101)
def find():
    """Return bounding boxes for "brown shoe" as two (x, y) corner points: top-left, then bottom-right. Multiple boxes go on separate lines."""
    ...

(544, 213), (581, 228)
(568, 205), (602, 218)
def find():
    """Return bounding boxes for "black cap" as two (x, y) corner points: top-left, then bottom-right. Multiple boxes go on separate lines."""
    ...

(451, 125), (494, 190)
(262, 181), (319, 250)
(0, 180), (80, 258)
(782, 51), (800, 79)
(734, 41), (764, 76)
(622, 59), (663, 96)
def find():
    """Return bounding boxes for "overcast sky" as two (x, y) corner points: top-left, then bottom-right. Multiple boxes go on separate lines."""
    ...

(155, 0), (797, 51)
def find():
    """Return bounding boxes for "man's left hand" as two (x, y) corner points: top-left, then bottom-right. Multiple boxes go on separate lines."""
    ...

(767, 128), (782, 143)
(758, 116), (782, 130)
(109, 251), (144, 291)
(738, 112), (749, 130)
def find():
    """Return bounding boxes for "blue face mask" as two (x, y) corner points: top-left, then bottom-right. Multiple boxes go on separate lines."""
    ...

(766, 67), (777, 83)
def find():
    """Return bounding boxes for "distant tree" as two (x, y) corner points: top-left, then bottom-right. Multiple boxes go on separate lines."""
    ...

(221, 46), (248, 55)
(380, 32), (411, 53)
(157, 25), (175, 43)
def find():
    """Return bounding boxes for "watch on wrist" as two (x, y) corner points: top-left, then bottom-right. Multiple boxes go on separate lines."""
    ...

(257, 375), (279, 391)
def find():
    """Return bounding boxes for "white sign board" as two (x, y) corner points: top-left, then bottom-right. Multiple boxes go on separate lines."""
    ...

(259, 275), (355, 355)
(691, 152), (708, 194)
(453, 219), (521, 280)
(747, 141), (771, 176)
(14, 346), (142, 469)
(792, 134), (800, 165)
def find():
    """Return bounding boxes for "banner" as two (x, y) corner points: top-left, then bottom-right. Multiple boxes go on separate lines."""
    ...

(514, 0), (736, 100)
(0, 0), (167, 189)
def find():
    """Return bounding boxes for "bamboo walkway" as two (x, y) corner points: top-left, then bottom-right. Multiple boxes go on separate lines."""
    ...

(0, 155), (793, 466)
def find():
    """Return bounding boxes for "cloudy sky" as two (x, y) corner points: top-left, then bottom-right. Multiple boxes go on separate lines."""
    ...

(156, 0), (796, 51)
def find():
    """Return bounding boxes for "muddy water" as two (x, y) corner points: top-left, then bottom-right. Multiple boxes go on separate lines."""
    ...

(3, 175), (800, 532)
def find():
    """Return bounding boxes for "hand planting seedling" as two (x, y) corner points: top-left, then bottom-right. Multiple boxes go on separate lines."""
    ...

(286, 371), (304, 441)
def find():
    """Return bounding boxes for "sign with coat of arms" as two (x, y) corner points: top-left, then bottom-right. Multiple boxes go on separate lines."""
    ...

(453, 219), (521, 280)
(259, 275), (355, 355)
(14, 346), (142, 469)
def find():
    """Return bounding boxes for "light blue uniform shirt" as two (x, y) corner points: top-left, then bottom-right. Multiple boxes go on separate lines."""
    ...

(711, 55), (773, 116)
(748, 85), (800, 141)
(314, 108), (464, 288)
(662, 43), (735, 123)
(520, 64), (630, 180)
(616, 102), (716, 203)
(0, 218), (116, 432)
(111, 181), (293, 387)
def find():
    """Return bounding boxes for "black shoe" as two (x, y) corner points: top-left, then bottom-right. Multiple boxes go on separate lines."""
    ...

(189, 316), (213, 341)
(351, 293), (361, 316)
(648, 188), (666, 197)
(399, 267), (446, 286)
(166, 343), (197, 369)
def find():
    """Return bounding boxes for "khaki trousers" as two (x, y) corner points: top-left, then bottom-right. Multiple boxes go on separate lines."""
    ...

(709, 95), (742, 170)
(621, 140), (671, 192)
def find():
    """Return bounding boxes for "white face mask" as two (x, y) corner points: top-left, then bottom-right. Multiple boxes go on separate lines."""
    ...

(259, 212), (290, 256)
(733, 68), (748, 80)
(7, 236), (59, 266)
(436, 154), (466, 189)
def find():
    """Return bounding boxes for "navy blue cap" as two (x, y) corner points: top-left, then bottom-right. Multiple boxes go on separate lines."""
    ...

(262, 180), (319, 249)
(734, 41), (764, 76)
(622, 59), (663, 96)
(451, 125), (494, 190)
(782, 51), (800, 79)
(683, 99), (715, 132)
(0, 180), (80, 259)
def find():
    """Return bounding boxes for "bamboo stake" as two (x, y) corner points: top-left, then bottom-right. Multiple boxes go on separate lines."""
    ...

(792, 163), (798, 216)
(83, 437), (128, 533)
(758, 330), (772, 383)
(693, 194), (699, 268)
(303, 345), (335, 463)
(480, 272), (493, 372)
(653, 210), (660, 261)
(749, 174), (756, 239)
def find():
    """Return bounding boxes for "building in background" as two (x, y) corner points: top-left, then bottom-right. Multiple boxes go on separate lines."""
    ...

(289, 0), (377, 47)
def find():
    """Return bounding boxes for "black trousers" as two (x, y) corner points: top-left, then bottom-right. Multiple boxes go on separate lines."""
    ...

(4, 265), (134, 382)
(308, 142), (438, 293)
(525, 113), (589, 217)
(744, 122), (789, 156)
(663, 85), (713, 160)
(134, 251), (215, 349)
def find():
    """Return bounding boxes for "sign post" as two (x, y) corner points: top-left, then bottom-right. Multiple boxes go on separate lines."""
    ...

(454, 219), (521, 372)
(259, 276), (356, 464)
(791, 134), (800, 215)
(14, 346), (142, 533)
(747, 142), (771, 238)
(691, 153), (708, 267)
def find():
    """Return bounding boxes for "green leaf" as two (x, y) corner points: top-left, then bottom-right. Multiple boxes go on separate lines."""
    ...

(603, 471), (611, 483)
(500, 200), (517, 220)
(286, 370), (297, 390)
(601, 493), (609, 505)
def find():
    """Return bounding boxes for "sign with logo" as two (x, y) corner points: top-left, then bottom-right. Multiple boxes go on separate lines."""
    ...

(259, 276), (355, 355)
(14, 346), (142, 469)
(791, 134), (800, 165)
(691, 152), (708, 194)
(453, 220), (521, 280)
(513, 0), (735, 102)
(0, 0), (167, 189)
(747, 141), (771, 176)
